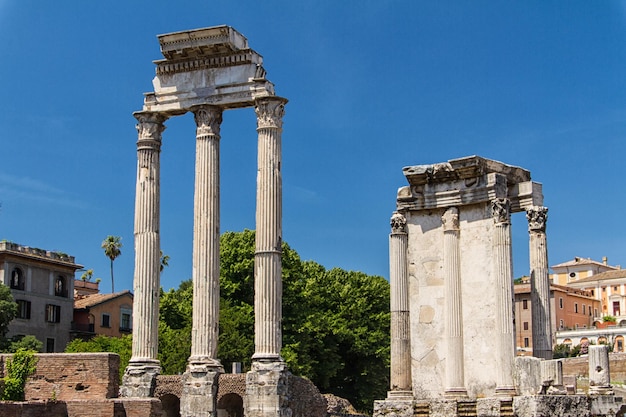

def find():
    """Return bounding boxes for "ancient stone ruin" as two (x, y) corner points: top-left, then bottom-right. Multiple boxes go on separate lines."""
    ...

(120, 25), (294, 417)
(374, 156), (625, 417)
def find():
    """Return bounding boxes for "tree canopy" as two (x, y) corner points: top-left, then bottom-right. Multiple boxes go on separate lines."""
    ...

(72, 230), (390, 412)
(0, 283), (17, 351)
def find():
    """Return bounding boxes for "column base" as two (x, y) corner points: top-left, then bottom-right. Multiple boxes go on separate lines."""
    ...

(180, 358), (224, 417)
(495, 385), (517, 398)
(444, 387), (468, 399)
(120, 359), (160, 398)
(386, 389), (413, 401)
(245, 360), (291, 417)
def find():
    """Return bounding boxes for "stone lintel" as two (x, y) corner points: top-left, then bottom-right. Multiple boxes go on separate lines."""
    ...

(157, 25), (249, 60)
(402, 156), (530, 187)
(397, 173), (542, 215)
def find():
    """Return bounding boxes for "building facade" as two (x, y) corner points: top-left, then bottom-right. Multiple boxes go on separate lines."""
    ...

(0, 241), (82, 352)
(514, 283), (599, 355)
(551, 256), (617, 286)
(565, 269), (626, 323)
(72, 290), (134, 340)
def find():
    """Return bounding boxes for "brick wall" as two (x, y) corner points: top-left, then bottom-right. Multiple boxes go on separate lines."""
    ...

(0, 352), (119, 401)
(561, 352), (626, 383)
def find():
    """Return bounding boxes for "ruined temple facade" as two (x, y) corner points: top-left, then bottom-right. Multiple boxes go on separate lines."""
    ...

(375, 156), (626, 417)
(120, 26), (291, 417)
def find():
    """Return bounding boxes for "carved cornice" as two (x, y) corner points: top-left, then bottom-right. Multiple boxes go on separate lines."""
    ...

(390, 212), (407, 235)
(526, 206), (548, 232)
(491, 198), (511, 225)
(255, 97), (287, 130)
(192, 105), (222, 137)
(442, 207), (460, 232)
(156, 51), (258, 76)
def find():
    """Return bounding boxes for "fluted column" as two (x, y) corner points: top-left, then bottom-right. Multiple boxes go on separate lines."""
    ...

(121, 111), (167, 398)
(189, 105), (223, 367)
(388, 212), (412, 398)
(442, 207), (467, 398)
(527, 206), (552, 360)
(492, 198), (517, 396)
(245, 97), (291, 417)
(180, 106), (224, 417)
(252, 96), (288, 363)
(589, 345), (613, 395)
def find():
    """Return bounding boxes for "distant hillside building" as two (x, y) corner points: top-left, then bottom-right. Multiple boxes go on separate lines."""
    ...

(0, 241), (82, 352)
(551, 256), (618, 286)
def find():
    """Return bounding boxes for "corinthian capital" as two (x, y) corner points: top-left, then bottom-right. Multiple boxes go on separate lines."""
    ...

(526, 206), (548, 232)
(255, 97), (288, 129)
(442, 207), (460, 232)
(192, 105), (222, 136)
(491, 198), (510, 225)
(390, 212), (407, 235)
(135, 112), (168, 141)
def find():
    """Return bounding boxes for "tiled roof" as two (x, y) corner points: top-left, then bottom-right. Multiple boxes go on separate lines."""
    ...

(551, 257), (616, 270)
(74, 290), (132, 309)
(567, 269), (626, 285)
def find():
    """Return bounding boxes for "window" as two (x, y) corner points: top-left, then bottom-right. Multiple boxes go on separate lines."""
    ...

(589, 307), (592, 316)
(523, 322), (529, 331)
(613, 301), (621, 316)
(595, 308), (599, 317)
(522, 299), (528, 309)
(101, 313), (111, 328)
(524, 338), (529, 348)
(10, 268), (24, 290)
(583, 305), (586, 315)
(120, 307), (132, 332)
(55, 276), (67, 297)
(45, 304), (61, 323)
(16, 300), (31, 319)
(46, 338), (55, 353)
(559, 298), (563, 309)
(591, 289), (595, 296)
(575, 303), (578, 313)
(560, 319), (564, 329)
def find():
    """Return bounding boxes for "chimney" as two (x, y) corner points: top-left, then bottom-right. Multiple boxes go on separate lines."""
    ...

(603, 256), (608, 265)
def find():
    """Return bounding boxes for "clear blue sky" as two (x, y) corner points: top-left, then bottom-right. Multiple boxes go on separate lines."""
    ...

(1, 1), (625, 293)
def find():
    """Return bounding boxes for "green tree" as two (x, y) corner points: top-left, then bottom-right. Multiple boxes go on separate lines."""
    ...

(101, 236), (122, 293)
(160, 251), (170, 274)
(9, 335), (43, 353)
(0, 283), (18, 351)
(1, 348), (37, 401)
(65, 335), (132, 382)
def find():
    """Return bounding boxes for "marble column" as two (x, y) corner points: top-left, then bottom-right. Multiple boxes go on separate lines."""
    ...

(492, 198), (517, 396)
(246, 96), (290, 417)
(181, 105), (224, 417)
(388, 211), (412, 398)
(527, 206), (552, 360)
(252, 96), (288, 363)
(589, 345), (613, 395)
(442, 207), (467, 398)
(121, 111), (167, 398)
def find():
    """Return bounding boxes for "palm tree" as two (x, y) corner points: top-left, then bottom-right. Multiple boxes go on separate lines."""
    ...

(160, 250), (170, 274)
(101, 236), (122, 293)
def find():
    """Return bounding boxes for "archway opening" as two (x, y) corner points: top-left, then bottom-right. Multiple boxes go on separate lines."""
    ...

(218, 393), (244, 417)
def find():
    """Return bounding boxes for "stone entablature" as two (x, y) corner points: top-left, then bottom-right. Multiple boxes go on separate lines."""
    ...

(397, 156), (543, 212)
(143, 26), (274, 114)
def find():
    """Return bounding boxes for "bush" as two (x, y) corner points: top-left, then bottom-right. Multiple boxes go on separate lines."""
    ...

(1, 348), (38, 401)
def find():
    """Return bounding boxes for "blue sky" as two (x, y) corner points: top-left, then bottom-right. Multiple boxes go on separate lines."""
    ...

(1, 1), (625, 293)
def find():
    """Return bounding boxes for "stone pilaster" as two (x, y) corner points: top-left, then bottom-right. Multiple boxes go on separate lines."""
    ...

(589, 345), (613, 395)
(388, 211), (412, 399)
(181, 105), (224, 417)
(121, 111), (167, 398)
(491, 198), (517, 397)
(527, 206), (552, 360)
(246, 96), (291, 417)
(442, 207), (467, 398)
